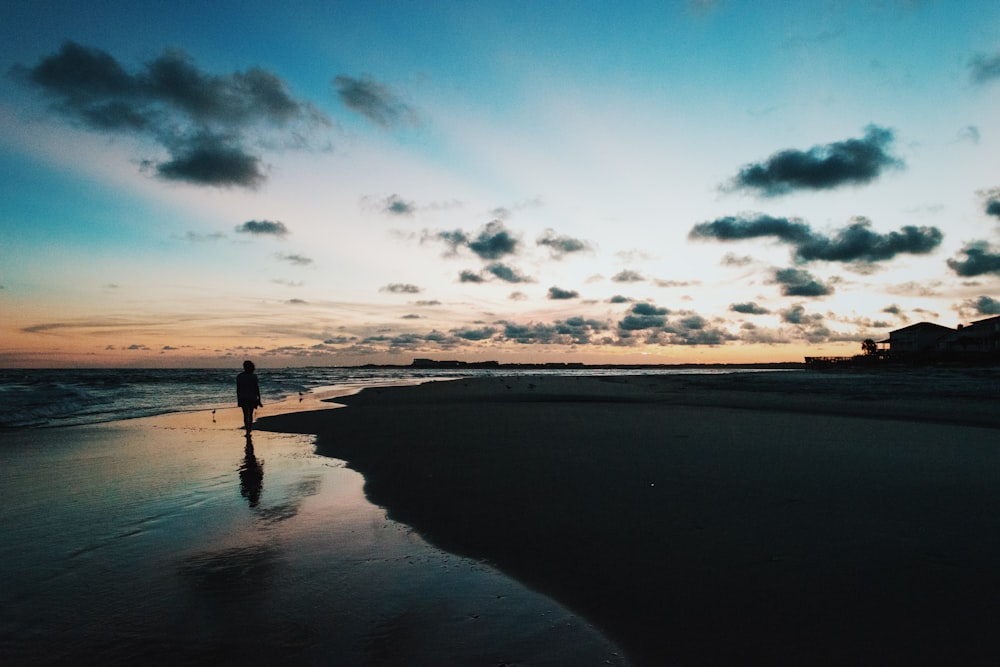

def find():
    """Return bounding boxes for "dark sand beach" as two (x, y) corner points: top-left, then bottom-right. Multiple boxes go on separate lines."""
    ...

(258, 370), (1000, 666)
(0, 395), (624, 666)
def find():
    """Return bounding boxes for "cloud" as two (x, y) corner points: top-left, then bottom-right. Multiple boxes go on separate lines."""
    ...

(485, 262), (532, 283)
(380, 283), (422, 294)
(11, 41), (326, 187)
(730, 302), (770, 315)
(612, 269), (646, 283)
(971, 296), (1000, 316)
(982, 188), (1000, 219)
(618, 302), (670, 331)
(425, 220), (519, 260)
(728, 125), (901, 196)
(469, 221), (519, 259)
(969, 51), (1000, 84)
(276, 253), (313, 266)
(691, 214), (942, 265)
(779, 304), (824, 325)
(333, 75), (418, 128)
(690, 214), (812, 243)
(235, 219), (290, 237)
(773, 267), (833, 297)
(947, 241), (1000, 277)
(384, 194), (415, 216)
(958, 125), (981, 144)
(793, 217), (942, 263)
(547, 286), (579, 300)
(536, 229), (594, 259)
(458, 270), (484, 283)
(454, 326), (496, 341)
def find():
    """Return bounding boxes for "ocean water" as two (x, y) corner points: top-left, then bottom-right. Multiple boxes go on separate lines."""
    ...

(0, 366), (780, 429)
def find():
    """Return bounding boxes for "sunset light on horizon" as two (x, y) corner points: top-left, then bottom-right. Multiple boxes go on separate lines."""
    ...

(3, 1), (1000, 367)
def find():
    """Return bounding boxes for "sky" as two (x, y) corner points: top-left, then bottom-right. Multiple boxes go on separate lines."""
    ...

(2, 0), (1000, 367)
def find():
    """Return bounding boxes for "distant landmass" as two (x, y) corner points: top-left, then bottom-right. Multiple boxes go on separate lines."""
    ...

(358, 358), (806, 370)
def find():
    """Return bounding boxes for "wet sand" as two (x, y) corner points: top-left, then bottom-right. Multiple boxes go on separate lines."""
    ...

(0, 395), (625, 665)
(258, 370), (1000, 666)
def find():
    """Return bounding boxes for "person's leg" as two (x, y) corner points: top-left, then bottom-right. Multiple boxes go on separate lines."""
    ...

(241, 405), (254, 432)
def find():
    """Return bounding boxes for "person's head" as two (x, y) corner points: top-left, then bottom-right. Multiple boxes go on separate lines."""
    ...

(243, 360), (255, 373)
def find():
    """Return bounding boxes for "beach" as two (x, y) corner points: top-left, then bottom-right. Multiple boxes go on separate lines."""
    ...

(257, 369), (1000, 665)
(0, 391), (624, 666)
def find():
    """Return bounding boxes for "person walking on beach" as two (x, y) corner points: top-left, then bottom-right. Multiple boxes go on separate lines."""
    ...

(236, 360), (262, 433)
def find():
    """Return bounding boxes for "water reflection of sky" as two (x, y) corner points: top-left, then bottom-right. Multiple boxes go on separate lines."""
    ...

(0, 413), (625, 664)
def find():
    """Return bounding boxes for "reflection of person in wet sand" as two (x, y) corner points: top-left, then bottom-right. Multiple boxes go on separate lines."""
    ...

(239, 437), (264, 507)
(236, 360), (262, 434)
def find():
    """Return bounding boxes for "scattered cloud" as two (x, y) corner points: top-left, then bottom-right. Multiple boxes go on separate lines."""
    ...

(184, 231), (226, 242)
(536, 229), (594, 259)
(772, 267), (834, 297)
(970, 295), (1000, 315)
(690, 214), (942, 265)
(333, 74), (418, 128)
(380, 283), (422, 294)
(947, 241), (1000, 277)
(618, 302), (669, 330)
(981, 188), (1000, 219)
(425, 220), (520, 260)
(779, 303), (824, 325)
(547, 286), (579, 300)
(276, 252), (313, 266)
(485, 262), (532, 283)
(612, 269), (645, 283)
(458, 270), (485, 283)
(730, 302), (770, 315)
(235, 219), (290, 237)
(727, 125), (901, 196)
(958, 125), (980, 144)
(11, 41), (327, 187)
(969, 51), (1000, 84)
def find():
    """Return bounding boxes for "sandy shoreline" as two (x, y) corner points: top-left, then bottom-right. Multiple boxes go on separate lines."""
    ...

(259, 370), (1000, 665)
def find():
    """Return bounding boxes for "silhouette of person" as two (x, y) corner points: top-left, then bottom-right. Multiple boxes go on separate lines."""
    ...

(239, 437), (264, 507)
(236, 360), (262, 433)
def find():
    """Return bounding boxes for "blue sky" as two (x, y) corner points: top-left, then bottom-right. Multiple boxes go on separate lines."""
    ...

(2, 0), (999, 367)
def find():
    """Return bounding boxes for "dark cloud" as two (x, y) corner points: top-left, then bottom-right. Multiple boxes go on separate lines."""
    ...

(690, 214), (812, 243)
(501, 317), (609, 345)
(691, 214), (942, 265)
(947, 241), (1000, 277)
(547, 286), (579, 300)
(779, 304), (825, 325)
(384, 194), (415, 216)
(426, 221), (519, 260)
(536, 229), (593, 259)
(608, 295), (631, 304)
(333, 75), (417, 128)
(794, 217), (942, 263)
(612, 269), (646, 283)
(618, 302), (670, 331)
(970, 296), (1000, 315)
(235, 219), (289, 237)
(287, 298), (307, 305)
(11, 41), (326, 187)
(729, 125), (901, 196)
(276, 253), (313, 266)
(469, 221), (519, 259)
(730, 302), (770, 315)
(485, 262), (532, 283)
(983, 189), (1000, 219)
(773, 267), (833, 297)
(458, 270), (485, 283)
(969, 51), (1000, 84)
(454, 326), (495, 341)
(380, 283), (422, 294)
